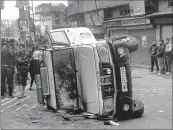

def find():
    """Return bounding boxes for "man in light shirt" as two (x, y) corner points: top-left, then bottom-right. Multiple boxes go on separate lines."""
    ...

(165, 38), (172, 74)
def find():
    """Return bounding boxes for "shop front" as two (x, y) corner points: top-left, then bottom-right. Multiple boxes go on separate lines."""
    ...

(104, 17), (156, 65)
(153, 16), (173, 41)
(145, 7), (173, 41)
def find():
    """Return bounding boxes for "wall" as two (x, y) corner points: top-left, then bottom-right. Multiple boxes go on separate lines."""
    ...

(159, 0), (168, 11)
(130, 28), (156, 65)
(98, 1), (130, 9)
(111, 4), (130, 18)
(52, 13), (66, 28)
(67, 0), (130, 17)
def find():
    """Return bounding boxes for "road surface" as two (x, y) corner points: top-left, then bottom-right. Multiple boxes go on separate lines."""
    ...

(1, 68), (172, 129)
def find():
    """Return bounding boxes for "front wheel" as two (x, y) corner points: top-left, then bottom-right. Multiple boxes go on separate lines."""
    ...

(132, 99), (144, 118)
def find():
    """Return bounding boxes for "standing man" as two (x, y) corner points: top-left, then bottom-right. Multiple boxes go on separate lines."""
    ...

(1, 41), (16, 98)
(170, 37), (173, 73)
(157, 40), (166, 75)
(16, 44), (30, 98)
(149, 40), (159, 72)
(165, 38), (172, 74)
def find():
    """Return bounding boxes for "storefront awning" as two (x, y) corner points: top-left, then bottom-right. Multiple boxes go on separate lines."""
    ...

(145, 7), (173, 18)
(104, 16), (145, 23)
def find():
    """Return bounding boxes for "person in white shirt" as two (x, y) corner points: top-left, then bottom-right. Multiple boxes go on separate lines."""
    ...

(165, 38), (172, 74)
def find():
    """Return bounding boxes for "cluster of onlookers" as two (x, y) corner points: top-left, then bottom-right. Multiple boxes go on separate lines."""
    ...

(1, 35), (48, 98)
(149, 37), (173, 75)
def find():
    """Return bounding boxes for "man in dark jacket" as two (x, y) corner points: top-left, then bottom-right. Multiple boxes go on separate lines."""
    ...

(157, 40), (166, 75)
(149, 40), (159, 72)
(1, 41), (16, 98)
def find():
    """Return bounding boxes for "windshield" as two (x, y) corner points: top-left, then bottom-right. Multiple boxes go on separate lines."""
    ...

(50, 31), (70, 44)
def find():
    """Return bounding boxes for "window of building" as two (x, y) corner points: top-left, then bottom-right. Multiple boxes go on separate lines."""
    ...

(168, 0), (173, 6)
(120, 8), (130, 16)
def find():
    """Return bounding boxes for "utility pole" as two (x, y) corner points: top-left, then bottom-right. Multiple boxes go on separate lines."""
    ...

(66, 9), (68, 27)
(77, 0), (80, 27)
(31, 0), (35, 43)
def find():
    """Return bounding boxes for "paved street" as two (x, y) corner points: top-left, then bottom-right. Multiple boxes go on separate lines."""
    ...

(1, 67), (172, 129)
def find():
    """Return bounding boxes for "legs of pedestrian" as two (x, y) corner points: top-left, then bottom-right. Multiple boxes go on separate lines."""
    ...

(154, 57), (159, 72)
(29, 73), (35, 90)
(165, 57), (171, 74)
(158, 58), (165, 75)
(7, 68), (14, 98)
(150, 56), (154, 72)
(168, 57), (171, 74)
(1, 69), (6, 97)
(165, 57), (169, 74)
(18, 85), (23, 98)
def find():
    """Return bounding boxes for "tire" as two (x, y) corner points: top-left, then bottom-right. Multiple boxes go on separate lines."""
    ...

(132, 99), (144, 118)
(115, 97), (133, 121)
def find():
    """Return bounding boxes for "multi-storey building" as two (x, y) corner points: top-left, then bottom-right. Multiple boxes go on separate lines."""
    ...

(67, 0), (172, 65)
(35, 3), (67, 35)
(146, 0), (173, 41)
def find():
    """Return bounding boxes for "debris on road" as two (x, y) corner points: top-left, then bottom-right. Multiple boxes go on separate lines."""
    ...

(158, 110), (165, 113)
(32, 120), (39, 123)
(104, 120), (120, 126)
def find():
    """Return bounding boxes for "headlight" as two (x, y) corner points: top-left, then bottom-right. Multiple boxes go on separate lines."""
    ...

(107, 68), (112, 75)
(103, 98), (113, 113)
(123, 104), (130, 111)
(117, 47), (125, 55)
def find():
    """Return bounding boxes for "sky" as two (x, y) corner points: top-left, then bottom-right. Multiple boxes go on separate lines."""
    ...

(1, 1), (68, 20)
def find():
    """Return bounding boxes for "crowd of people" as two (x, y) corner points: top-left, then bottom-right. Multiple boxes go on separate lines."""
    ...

(149, 37), (173, 75)
(1, 37), (45, 98)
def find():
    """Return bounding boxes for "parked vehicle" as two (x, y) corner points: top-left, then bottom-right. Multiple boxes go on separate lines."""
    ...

(34, 27), (143, 120)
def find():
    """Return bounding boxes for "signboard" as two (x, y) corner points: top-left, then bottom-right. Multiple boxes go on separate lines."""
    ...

(129, 1), (145, 16)
(16, 0), (29, 9)
(121, 18), (150, 26)
(104, 21), (122, 28)
(142, 36), (147, 48)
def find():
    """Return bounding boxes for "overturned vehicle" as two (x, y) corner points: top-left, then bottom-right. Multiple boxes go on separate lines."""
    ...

(34, 27), (144, 121)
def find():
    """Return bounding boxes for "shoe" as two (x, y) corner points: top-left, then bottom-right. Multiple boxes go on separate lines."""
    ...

(9, 95), (14, 98)
(150, 70), (153, 72)
(166, 72), (171, 75)
(157, 73), (161, 75)
(1, 95), (5, 98)
(17, 94), (24, 98)
(29, 87), (33, 90)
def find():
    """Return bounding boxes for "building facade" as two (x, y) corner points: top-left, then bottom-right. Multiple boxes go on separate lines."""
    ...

(66, 1), (131, 39)
(147, 0), (173, 41)
(35, 3), (67, 35)
(67, 0), (172, 65)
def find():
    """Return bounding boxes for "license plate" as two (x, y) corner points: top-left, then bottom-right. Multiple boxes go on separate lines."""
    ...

(120, 67), (128, 92)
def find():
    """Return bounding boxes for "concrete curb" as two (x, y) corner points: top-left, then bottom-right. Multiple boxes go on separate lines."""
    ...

(132, 65), (150, 69)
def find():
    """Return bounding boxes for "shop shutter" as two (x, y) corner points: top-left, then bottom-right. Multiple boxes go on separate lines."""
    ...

(111, 30), (129, 37)
(162, 25), (173, 41)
